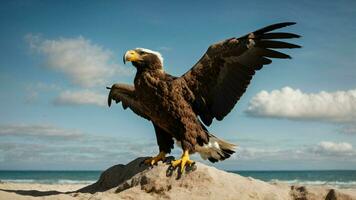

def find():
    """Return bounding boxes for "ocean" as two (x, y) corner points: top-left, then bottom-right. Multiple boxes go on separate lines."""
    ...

(0, 170), (356, 189)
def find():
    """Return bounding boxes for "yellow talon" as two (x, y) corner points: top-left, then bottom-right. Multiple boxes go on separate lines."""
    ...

(144, 151), (166, 165)
(171, 150), (194, 173)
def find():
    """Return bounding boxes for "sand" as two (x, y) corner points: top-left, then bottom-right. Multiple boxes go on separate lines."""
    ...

(0, 183), (86, 200)
(1, 157), (356, 200)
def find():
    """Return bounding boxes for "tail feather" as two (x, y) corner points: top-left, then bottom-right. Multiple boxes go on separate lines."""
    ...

(196, 133), (236, 163)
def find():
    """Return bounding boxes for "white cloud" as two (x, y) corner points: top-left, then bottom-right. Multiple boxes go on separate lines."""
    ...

(235, 141), (356, 162)
(26, 34), (132, 88)
(246, 87), (356, 123)
(0, 124), (83, 139)
(310, 141), (354, 156)
(236, 147), (285, 160)
(0, 122), (158, 169)
(53, 90), (106, 107)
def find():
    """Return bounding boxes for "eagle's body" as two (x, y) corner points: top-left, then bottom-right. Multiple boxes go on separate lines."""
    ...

(108, 22), (301, 170)
(134, 68), (208, 153)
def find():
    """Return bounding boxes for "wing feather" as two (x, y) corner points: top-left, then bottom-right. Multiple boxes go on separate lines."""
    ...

(260, 32), (301, 39)
(107, 83), (150, 120)
(181, 22), (301, 126)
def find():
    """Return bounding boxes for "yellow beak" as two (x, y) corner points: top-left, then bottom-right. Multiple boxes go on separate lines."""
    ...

(123, 50), (141, 64)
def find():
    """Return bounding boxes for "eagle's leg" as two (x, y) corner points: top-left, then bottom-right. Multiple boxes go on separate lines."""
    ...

(143, 151), (167, 165)
(171, 150), (194, 173)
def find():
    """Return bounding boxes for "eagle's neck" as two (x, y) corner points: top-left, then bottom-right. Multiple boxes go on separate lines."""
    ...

(134, 68), (165, 88)
(133, 61), (163, 72)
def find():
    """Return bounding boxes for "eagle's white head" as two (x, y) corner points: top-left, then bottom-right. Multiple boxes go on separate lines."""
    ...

(123, 48), (164, 71)
(135, 48), (164, 65)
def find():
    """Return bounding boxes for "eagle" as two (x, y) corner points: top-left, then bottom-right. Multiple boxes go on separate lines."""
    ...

(107, 22), (300, 172)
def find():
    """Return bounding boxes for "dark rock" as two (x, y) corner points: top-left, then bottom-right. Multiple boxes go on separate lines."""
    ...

(77, 157), (150, 193)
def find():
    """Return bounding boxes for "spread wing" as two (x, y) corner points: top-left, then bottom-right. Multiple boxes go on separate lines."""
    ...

(107, 83), (150, 120)
(181, 22), (301, 126)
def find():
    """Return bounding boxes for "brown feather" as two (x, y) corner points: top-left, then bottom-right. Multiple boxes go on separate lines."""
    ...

(181, 22), (301, 126)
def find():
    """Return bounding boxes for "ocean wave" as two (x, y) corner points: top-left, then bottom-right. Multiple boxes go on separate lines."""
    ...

(0, 179), (37, 183)
(269, 179), (356, 188)
(0, 179), (95, 184)
(57, 179), (95, 184)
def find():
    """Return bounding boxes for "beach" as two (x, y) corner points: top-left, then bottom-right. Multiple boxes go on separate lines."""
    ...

(1, 182), (356, 200)
(1, 158), (356, 200)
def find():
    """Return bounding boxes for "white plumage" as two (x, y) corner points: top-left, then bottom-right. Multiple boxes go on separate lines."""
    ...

(136, 48), (164, 65)
(175, 133), (236, 162)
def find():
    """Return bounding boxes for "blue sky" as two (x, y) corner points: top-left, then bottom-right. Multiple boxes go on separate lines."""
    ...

(0, 0), (356, 170)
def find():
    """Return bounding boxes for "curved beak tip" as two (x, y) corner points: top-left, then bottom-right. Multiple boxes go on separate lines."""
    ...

(123, 54), (126, 64)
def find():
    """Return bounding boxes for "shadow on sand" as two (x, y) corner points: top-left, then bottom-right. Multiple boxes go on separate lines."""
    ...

(0, 188), (65, 197)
